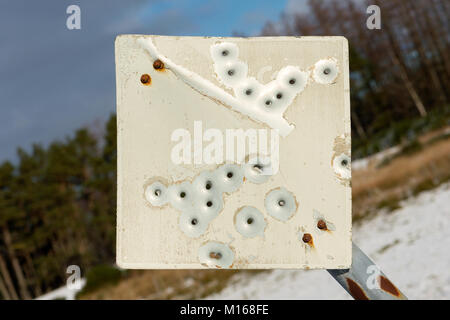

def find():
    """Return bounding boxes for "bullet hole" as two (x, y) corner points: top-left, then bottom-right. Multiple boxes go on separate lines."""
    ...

(265, 99), (272, 106)
(180, 192), (186, 198)
(302, 233), (312, 243)
(222, 50), (229, 56)
(153, 59), (164, 70)
(206, 201), (213, 207)
(216, 164), (244, 193)
(200, 241), (233, 267)
(245, 89), (252, 96)
(265, 187), (297, 221)
(228, 69), (235, 76)
(140, 74), (151, 85)
(209, 252), (222, 259)
(314, 59), (339, 84)
(333, 153), (351, 181)
(145, 181), (168, 206)
(180, 210), (208, 238)
(276, 92), (283, 99)
(317, 219), (327, 230)
(289, 78), (296, 85)
(205, 181), (212, 190)
(235, 206), (266, 238)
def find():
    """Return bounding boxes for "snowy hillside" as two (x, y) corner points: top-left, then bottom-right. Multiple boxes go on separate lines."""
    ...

(207, 182), (450, 300)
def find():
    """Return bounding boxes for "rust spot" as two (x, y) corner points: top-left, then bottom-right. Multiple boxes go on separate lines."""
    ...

(302, 233), (313, 246)
(317, 219), (327, 230)
(153, 59), (165, 71)
(346, 278), (369, 300)
(140, 74), (151, 85)
(209, 252), (222, 260)
(379, 275), (401, 297)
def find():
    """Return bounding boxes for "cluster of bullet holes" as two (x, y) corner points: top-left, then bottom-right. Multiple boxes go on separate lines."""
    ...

(145, 167), (337, 266)
(145, 158), (275, 239)
(210, 42), (310, 116)
(138, 38), (341, 137)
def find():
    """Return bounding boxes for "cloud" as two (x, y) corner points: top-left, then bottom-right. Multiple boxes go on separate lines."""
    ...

(0, 0), (286, 162)
(284, 0), (310, 15)
(0, 0), (199, 162)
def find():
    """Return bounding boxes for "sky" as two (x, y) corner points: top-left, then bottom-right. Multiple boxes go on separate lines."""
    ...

(0, 0), (313, 162)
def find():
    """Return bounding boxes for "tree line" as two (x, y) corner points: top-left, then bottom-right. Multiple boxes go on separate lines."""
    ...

(0, 116), (117, 299)
(260, 0), (449, 156)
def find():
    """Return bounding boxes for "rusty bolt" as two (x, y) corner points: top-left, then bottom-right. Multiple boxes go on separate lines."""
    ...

(317, 219), (327, 230)
(153, 59), (164, 70)
(302, 233), (312, 243)
(140, 74), (151, 85)
(209, 252), (222, 259)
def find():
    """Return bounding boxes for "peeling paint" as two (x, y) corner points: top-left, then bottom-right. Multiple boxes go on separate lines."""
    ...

(332, 134), (351, 186)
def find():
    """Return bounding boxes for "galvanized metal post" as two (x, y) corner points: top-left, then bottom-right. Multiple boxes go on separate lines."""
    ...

(327, 243), (407, 300)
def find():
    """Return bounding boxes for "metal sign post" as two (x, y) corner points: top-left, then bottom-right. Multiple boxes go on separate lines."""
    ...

(328, 243), (407, 300)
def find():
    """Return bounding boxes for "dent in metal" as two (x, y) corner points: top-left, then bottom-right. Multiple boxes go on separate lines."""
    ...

(144, 159), (273, 238)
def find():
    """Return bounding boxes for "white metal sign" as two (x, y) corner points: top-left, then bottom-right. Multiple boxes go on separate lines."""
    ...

(115, 35), (351, 269)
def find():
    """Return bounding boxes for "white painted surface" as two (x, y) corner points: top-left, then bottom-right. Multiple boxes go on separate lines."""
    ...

(116, 35), (351, 269)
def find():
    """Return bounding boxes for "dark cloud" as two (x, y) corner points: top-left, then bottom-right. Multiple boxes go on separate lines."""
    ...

(0, 0), (194, 161)
(0, 0), (285, 162)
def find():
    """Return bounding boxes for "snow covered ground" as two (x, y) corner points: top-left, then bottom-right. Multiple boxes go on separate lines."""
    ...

(207, 182), (450, 300)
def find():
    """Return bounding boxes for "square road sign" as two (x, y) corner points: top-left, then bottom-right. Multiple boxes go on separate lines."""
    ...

(115, 35), (351, 269)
